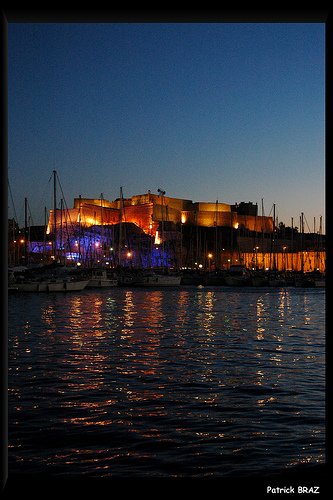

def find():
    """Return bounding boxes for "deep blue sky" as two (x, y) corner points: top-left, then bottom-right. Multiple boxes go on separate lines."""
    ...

(8, 23), (325, 231)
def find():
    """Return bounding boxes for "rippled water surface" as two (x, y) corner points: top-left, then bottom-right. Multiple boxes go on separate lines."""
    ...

(8, 286), (325, 477)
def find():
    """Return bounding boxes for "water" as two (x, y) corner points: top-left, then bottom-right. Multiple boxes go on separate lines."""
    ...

(8, 286), (325, 477)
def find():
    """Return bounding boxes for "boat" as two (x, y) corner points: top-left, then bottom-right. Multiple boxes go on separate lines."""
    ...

(140, 272), (181, 287)
(225, 265), (251, 286)
(63, 278), (90, 291)
(86, 269), (118, 288)
(267, 274), (285, 287)
(181, 270), (205, 285)
(12, 281), (40, 292)
(203, 271), (226, 286)
(251, 273), (268, 287)
(45, 279), (66, 292)
(315, 273), (325, 288)
(295, 271), (325, 288)
(9, 275), (89, 292)
(181, 274), (204, 285)
(116, 270), (144, 286)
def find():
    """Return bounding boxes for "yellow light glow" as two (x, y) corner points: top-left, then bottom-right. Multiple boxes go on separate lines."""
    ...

(234, 222), (239, 229)
(154, 230), (161, 245)
(85, 217), (97, 225)
(181, 214), (186, 224)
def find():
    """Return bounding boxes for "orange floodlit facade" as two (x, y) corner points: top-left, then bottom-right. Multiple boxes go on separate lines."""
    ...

(47, 192), (274, 239)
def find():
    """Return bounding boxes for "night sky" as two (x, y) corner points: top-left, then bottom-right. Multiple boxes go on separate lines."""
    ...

(8, 22), (325, 231)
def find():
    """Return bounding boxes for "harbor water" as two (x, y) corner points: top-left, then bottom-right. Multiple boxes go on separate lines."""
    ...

(8, 286), (325, 478)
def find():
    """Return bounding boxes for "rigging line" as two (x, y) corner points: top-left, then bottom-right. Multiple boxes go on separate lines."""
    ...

(8, 179), (18, 223)
(303, 213), (316, 241)
(276, 204), (294, 222)
(27, 199), (35, 227)
(35, 173), (53, 223)
(56, 172), (67, 206)
(55, 172), (76, 232)
(27, 200), (43, 250)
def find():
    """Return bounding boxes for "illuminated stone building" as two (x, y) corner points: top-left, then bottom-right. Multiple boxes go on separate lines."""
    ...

(48, 192), (273, 239)
(44, 191), (276, 268)
(41, 191), (325, 272)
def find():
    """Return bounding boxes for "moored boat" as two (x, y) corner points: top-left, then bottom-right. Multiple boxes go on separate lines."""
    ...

(13, 282), (40, 292)
(46, 280), (66, 292)
(295, 271), (325, 288)
(315, 273), (325, 287)
(9, 276), (89, 292)
(140, 272), (181, 286)
(267, 274), (285, 287)
(225, 265), (251, 286)
(203, 271), (226, 286)
(181, 271), (205, 286)
(251, 273), (268, 287)
(86, 269), (118, 288)
(63, 279), (90, 291)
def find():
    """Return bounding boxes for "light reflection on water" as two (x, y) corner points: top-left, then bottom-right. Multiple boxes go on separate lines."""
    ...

(8, 287), (325, 477)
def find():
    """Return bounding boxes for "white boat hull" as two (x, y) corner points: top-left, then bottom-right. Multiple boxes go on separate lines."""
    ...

(63, 280), (90, 291)
(141, 275), (181, 286)
(14, 282), (40, 292)
(47, 281), (66, 292)
(13, 279), (89, 292)
(86, 270), (118, 288)
(86, 278), (118, 287)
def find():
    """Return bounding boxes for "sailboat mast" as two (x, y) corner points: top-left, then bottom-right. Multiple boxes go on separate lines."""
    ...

(60, 199), (63, 265)
(78, 194), (82, 263)
(261, 199), (265, 269)
(301, 212), (304, 273)
(53, 170), (57, 259)
(215, 199), (218, 269)
(44, 206), (47, 264)
(101, 193), (104, 265)
(157, 189), (165, 271)
(119, 187), (123, 266)
(24, 197), (28, 263)
(272, 203), (276, 272)
(291, 217), (294, 272)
